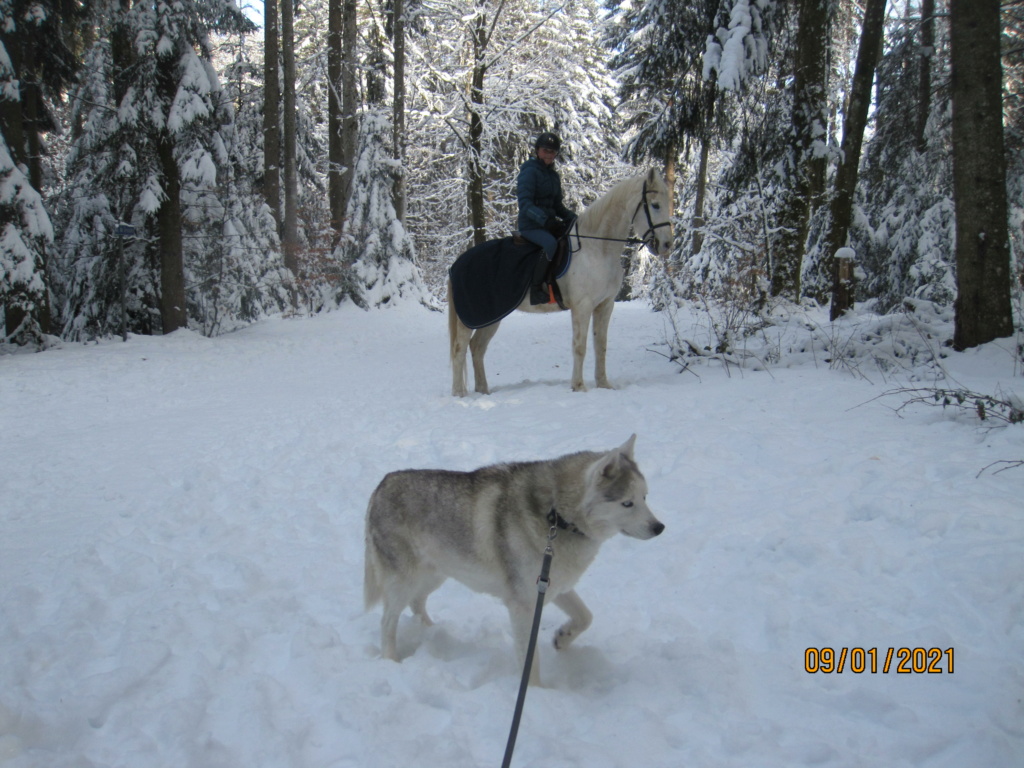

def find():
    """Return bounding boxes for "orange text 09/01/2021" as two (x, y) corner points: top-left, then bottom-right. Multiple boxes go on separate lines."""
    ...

(804, 647), (955, 674)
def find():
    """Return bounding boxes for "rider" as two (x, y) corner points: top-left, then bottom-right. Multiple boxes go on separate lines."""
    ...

(516, 132), (576, 261)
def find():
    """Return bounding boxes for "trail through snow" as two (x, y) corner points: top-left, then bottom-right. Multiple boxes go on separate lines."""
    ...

(1, 301), (1022, 767)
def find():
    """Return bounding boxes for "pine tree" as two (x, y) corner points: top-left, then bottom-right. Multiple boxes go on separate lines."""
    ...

(0, 0), (78, 345)
(855, 3), (955, 313)
(338, 108), (428, 308)
(0, 136), (53, 345)
(604, 0), (725, 210)
(667, 0), (786, 304)
(56, 0), (288, 339)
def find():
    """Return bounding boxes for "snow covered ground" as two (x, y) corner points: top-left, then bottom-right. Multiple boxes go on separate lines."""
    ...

(1, 300), (1022, 767)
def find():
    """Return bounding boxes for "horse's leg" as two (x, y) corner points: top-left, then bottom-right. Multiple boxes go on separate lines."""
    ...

(592, 297), (615, 389)
(570, 305), (593, 392)
(449, 283), (471, 397)
(469, 321), (500, 394)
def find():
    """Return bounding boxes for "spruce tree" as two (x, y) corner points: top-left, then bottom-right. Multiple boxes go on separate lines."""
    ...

(57, 0), (288, 339)
(0, 0), (78, 345)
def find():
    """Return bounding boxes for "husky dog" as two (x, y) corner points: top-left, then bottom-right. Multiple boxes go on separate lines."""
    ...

(364, 434), (664, 685)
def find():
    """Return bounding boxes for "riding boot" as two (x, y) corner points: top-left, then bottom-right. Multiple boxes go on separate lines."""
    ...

(530, 252), (551, 305)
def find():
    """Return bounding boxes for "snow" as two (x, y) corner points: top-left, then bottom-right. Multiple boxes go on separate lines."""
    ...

(1, 300), (1022, 767)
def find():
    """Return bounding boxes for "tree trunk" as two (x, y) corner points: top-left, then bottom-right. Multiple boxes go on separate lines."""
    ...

(365, 23), (387, 105)
(825, 0), (885, 320)
(916, 0), (935, 153)
(467, 12), (488, 247)
(771, 0), (828, 301)
(328, 0), (343, 238)
(341, 0), (358, 226)
(156, 132), (187, 333)
(281, 0), (299, 278)
(263, 0), (281, 228)
(21, 40), (43, 194)
(949, 0), (1014, 349)
(691, 137), (710, 257)
(392, 0), (407, 224)
(153, 37), (187, 334)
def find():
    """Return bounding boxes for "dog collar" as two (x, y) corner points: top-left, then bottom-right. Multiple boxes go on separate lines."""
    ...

(547, 508), (583, 536)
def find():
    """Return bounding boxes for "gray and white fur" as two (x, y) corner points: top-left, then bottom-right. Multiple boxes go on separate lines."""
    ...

(364, 434), (664, 685)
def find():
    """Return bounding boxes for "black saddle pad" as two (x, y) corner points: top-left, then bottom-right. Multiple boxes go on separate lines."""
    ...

(449, 236), (572, 330)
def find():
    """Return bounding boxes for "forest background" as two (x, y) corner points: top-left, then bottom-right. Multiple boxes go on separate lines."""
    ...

(1, 0), (1021, 357)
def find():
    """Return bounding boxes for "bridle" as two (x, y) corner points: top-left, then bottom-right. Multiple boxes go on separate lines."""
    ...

(568, 180), (672, 255)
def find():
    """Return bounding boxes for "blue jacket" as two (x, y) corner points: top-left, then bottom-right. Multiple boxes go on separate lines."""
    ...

(516, 157), (575, 232)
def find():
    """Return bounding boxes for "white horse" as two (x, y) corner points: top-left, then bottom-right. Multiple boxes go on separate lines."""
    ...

(448, 168), (673, 396)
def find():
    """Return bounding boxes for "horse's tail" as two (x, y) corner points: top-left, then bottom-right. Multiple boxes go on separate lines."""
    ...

(447, 278), (456, 362)
(447, 278), (471, 396)
(448, 280), (464, 354)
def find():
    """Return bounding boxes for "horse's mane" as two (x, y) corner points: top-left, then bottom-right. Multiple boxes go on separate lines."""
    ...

(578, 171), (662, 234)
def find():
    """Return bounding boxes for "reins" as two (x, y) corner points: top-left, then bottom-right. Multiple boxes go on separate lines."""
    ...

(567, 179), (671, 255)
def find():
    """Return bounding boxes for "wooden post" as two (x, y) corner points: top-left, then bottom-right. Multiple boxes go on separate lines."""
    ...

(830, 246), (855, 321)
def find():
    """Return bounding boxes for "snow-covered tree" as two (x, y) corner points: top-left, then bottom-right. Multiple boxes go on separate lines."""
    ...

(56, 0), (288, 339)
(854, 3), (955, 313)
(0, 0), (77, 346)
(605, 0), (726, 200)
(0, 137), (52, 346)
(338, 108), (428, 308)
(666, 2), (790, 305)
(404, 0), (627, 278)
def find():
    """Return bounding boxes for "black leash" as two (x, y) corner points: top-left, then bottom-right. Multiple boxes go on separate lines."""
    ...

(500, 523), (557, 768)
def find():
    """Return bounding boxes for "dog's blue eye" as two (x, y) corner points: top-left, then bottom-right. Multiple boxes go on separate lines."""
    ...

(622, 501), (634, 508)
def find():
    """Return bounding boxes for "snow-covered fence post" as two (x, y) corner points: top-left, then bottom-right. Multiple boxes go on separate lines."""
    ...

(831, 246), (855, 321)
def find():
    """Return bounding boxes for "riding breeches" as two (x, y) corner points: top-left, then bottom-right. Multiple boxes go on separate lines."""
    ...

(518, 229), (557, 261)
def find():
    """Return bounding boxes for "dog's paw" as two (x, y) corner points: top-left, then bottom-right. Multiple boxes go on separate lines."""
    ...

(553, 628), (575, 651)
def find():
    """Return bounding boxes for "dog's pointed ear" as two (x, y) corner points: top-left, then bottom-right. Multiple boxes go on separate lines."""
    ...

(595, 448), (623, 480)
(596, 435), (636, 480)
(620, 434), (637, 460)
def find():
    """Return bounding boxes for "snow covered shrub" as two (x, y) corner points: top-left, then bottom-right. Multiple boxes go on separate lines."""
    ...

(663, 243), (773, 367)
(661, 293), (956, 381)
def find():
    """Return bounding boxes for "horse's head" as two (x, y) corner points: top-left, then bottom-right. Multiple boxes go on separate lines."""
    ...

(636, 169), (674, 258)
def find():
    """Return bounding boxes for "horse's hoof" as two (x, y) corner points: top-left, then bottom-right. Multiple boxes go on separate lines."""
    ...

(571, 383), (588, 392)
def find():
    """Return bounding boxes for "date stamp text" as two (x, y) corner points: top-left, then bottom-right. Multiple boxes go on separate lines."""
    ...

(805, 647), (954, 674)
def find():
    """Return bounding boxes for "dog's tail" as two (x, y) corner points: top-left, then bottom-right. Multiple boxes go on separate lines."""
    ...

(364, 548), (382, 610)
(364, 492), (383, 610)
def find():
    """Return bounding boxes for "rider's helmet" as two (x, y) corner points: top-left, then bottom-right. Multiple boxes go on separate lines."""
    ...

(534, 132), (562, 152)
